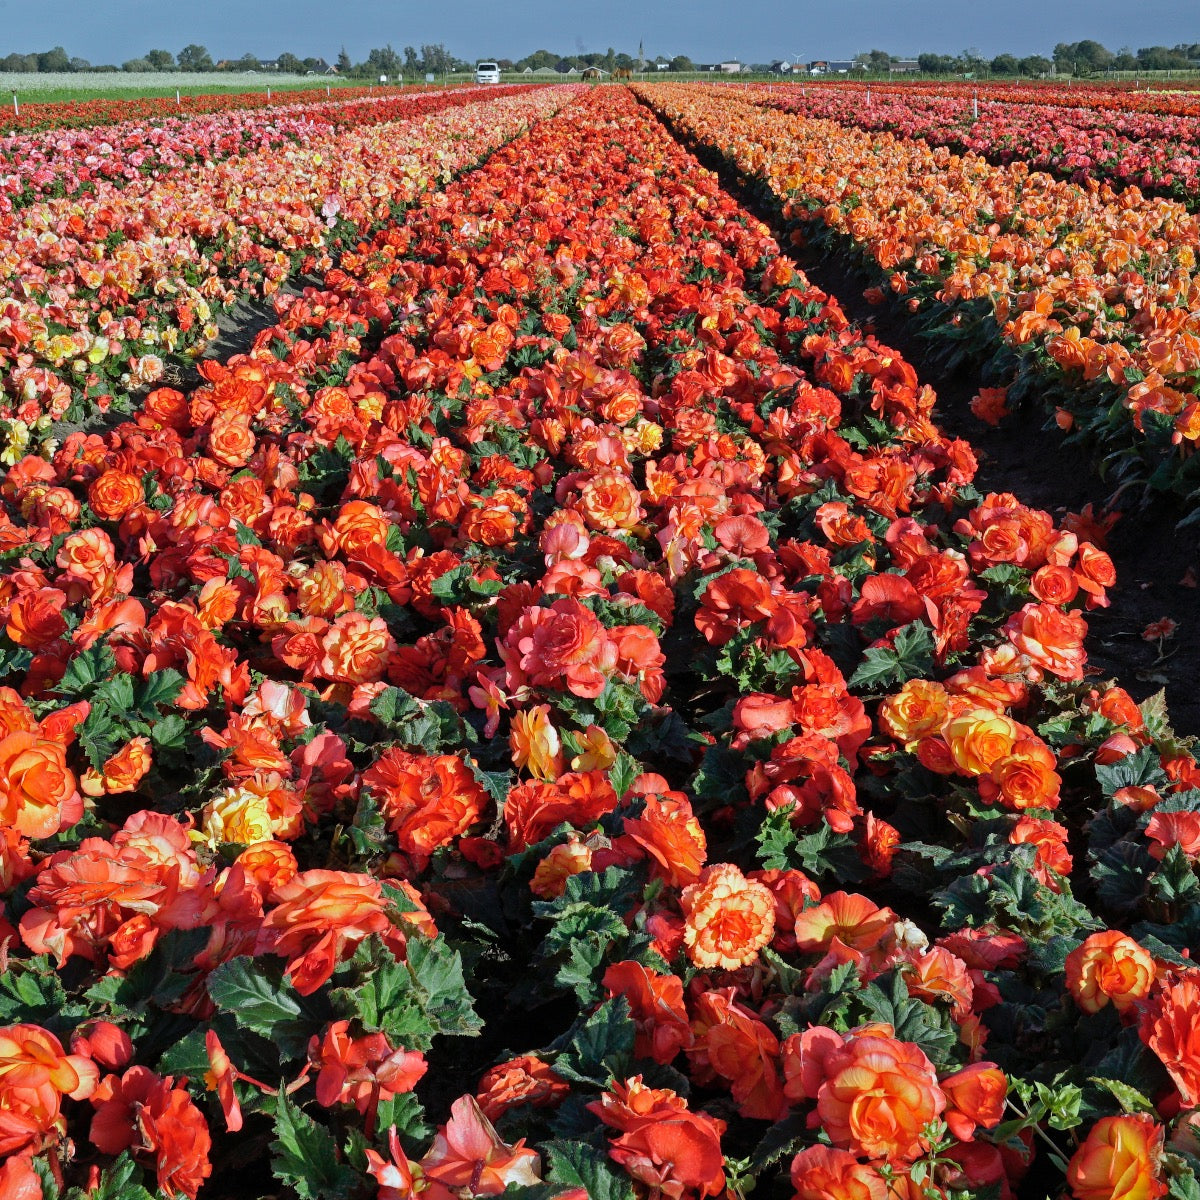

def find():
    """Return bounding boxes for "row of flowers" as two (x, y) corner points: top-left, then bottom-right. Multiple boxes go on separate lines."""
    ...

(636, 83), (1200, 516)
(0, 87), (500, 213)
(0, 83), (1197, 1200)
(0, 85), (569, 462)
(739, 82), (1200, 200)
(0, 82), (415, 135)
(807, 79), (1200, 120)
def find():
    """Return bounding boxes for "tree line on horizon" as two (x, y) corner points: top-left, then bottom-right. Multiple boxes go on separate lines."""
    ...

(0, 38), (1198, 77)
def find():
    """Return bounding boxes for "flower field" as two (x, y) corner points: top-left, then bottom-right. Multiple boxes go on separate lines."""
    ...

(0, 85), (566, 461)
(0, 80), (1199, 1200)
(637, 83), (1200, 516)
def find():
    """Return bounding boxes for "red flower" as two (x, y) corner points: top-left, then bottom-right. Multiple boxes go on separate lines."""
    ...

(90, 1067), (212, 1200)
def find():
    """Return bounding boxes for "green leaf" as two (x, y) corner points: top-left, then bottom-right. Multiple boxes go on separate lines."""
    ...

(403, 935), (484, 1039)
(65, 1153), (154, 1200)
(545, 1139), (636, 1200)
(749, 1112), (811, 1173)
(1095, 746), (1167, 797)
(207, 957), (324, 1059)
(848, 620), (934, 691)
(1089, 1077), (1157, 1115)
(54, 643), (118, 698)
(269, 1091), (358, 1200)
(609, 752), (640, 801)
(555, 996), (635, 1087)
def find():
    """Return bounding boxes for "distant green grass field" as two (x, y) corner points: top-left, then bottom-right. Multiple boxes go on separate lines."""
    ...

(0, 72), (386, 106)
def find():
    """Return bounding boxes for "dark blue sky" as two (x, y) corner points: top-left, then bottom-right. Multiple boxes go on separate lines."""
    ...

(0, 0), (1193, 65)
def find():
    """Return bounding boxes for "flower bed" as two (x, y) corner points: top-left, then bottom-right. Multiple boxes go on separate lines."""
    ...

(1, 84), (1199, 1200)
(0, 86), (568, 460)
(0, 79), (413, 135)
(739, 83), (1200, 200)
(0, 88), (505, 212)
(636, 83), (1200, 517)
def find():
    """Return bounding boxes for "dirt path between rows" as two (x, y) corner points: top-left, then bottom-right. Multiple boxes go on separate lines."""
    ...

(642, 98), (1200, 737)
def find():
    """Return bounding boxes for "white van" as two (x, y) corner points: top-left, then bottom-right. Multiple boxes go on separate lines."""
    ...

(475, 62), (501, 84)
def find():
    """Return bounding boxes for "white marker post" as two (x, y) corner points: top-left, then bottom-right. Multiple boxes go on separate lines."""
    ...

(973, 91), (978, 119)
(267, 87), (271, 100)
(11, 92), (17, 117)
(176, 88), (181, 106)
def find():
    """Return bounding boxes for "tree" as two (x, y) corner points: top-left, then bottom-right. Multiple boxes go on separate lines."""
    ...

(990, 53), (1019, 75)
(863, 49), (892, 71)
(918, 53), (959, 74)
(0, 53), (36, 72)
(420, 43), (453, 74)
(403, 46), (420, 73)
(1113, 48), (1137, 71)
(233, 53), (261, 72)
(670, 55), (694, 71)
(122, 57), (152, 72)
(145, 48), (176, 71)
(37, 46), (71, 72)
(69, 57), (92, 72)
(365, 44), (402, 77)
(276, 52), (304, 74)
(1018, 55), (1052, 77)
(1073, 39), (1113, 72)
(178, 43), (214, 71)
(336, 45), (353, 73)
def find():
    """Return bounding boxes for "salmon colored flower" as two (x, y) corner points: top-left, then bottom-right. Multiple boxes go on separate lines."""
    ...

(420, 1094), (542, 1195)
(0, 1024), (98, 1155)
(509, 704), (564, 780)
(816, 1034), (946, 1163)
(529, 835), (594, 899)
(81, 735), (153, 798)
(506, 597), (618, 699)
(362, 749), (488, 868)
(1145, 810), (1200, 861)
(789, 1145), (887, 1200)
(475, 1056), (570, 1121)
(319, 611), (397, 684)
(1139, 974), (1200, 1107)
(1067, 932), (1156, 1015)
(203, 1031), (242, 1133)
(604, 961), (694, 1065)
(0, 732), (82, 839)
(256, 870), (404, 996)
(309, 1021), (427, 1115)
(589, 1077), (726, 1199)
(689, 988), (786, 1121)
(681, 862), (775, 971)
(90, 1067), (212, 1200)
(1066, 1114), (1166, 1200)
(940, 1062), (1007, 1142)
(1004, 602), (1087, 681)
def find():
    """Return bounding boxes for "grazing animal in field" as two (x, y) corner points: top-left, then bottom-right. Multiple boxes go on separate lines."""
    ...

(612, 67), (633, 81)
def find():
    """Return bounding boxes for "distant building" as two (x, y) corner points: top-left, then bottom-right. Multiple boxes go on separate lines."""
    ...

(825, 59), (864, 73)
(771, 61), (793, 73)
(890, 59), (920, 72)
(717, 60), (744, 73)
(807, 60), (829, 74)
